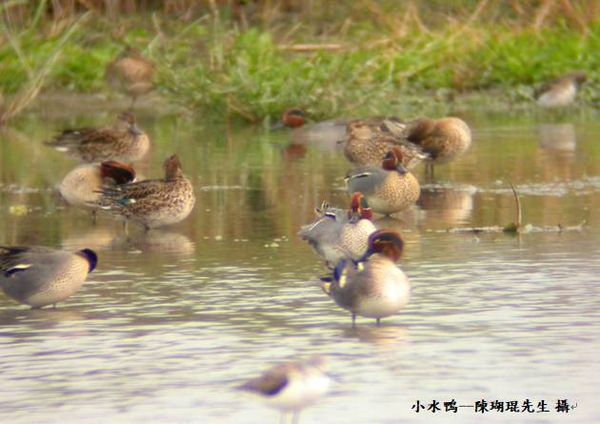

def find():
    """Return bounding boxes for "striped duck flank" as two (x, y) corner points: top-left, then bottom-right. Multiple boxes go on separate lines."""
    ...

(343, 118), (428, 168)
(45, 112), (150, 163)
(298, 193), (376, 267)
(321, 230), (410, 326)
(238, 356), (330, 423)
(93, 154), (195, 230)
(345, 147), (420, 215)
(0, 246), (97, 309)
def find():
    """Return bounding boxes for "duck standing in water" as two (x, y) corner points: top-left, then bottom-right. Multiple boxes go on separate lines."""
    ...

(400, 116), (472, 179)
(0, 246), (97, 309)
(238, 356), (330, 424)
(45, 112), (150, 163)
(345, 147), (420, 216)
(298, 193), (376, 268)
(93, 154), (195, 231)
(59, 160), (136, 222)
(105, 47), (155, 109)
(321, 230), (410, 326)
(535, 71), (587, 108)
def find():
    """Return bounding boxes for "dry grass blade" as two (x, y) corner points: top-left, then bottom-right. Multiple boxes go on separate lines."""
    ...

(0, 12), (90, 125)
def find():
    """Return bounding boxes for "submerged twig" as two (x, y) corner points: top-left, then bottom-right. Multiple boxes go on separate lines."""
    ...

(504, 181), (523, 233)
(445, 182), (586, 235)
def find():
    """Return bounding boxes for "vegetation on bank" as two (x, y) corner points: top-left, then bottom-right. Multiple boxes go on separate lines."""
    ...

(0, 1), (598, 123)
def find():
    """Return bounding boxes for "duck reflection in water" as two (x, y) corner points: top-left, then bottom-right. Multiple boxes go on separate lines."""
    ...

(417, 185), (476, 229)
(112, 229), (195, 256)
(538, 123), (576, 152)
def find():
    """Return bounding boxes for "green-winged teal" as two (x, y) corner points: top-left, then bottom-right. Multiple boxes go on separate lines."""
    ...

(401, 116), (472, 177)
(0, 246), (97, 309)
(275, 108), (348, 154)
(535, 71), (587, 108)
(345, 147), (420, 216)
(59, 160), (136, 221)
(321, 230), (410, 326)
(93, 154), (195, 230)
(45, 112), (150, 163)
(298, 193), (376, 268)
(343, 118), (428, 168)
(238, 356), (330, 424)
(105, 47), (155, 108)
(275, 108), (307, 129)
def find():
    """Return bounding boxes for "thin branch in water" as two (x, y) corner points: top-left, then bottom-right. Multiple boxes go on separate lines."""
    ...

(509, 181), (522, 231)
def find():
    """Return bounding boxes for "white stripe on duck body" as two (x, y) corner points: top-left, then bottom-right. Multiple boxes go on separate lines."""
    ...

(44, 112), (150, 162)
(345, 147), (420, 216)
(298, 193), (376, 268)
(93, 154), (195, 231)
(0, 246), (97, 309)
(59, 160), (136, 222)
(321, 230), (410, 327)
(238, 356), (330, 424)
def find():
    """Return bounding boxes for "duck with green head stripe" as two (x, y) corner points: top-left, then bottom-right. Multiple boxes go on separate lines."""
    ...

(321, 230), (410, 326)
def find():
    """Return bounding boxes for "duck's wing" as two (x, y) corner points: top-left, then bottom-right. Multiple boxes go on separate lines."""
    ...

(238, 364), (291, 396)
(44, 128), (97, 148)
(78, 128), (124, 146)
(345, 167), (386, 196)
(92, 179), (166, 209)
(0, 246), (54, 275)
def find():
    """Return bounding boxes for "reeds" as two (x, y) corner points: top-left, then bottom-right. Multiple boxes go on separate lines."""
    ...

(0, 0), (597, 124)
(0, 1), (89, 124)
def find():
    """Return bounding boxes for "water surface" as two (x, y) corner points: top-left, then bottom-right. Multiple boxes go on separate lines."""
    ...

(1, 106), (599, 423)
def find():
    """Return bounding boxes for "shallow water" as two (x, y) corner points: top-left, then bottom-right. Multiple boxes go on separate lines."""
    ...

(1, 106), (599, 423)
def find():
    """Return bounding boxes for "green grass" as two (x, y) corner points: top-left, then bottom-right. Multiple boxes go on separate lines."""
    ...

(0, 4), (598, 123)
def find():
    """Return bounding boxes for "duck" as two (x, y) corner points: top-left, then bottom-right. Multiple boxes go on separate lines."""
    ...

(298, 193), (376, 268)
(238, 356), (330, 424)
(342, 118), (428, 168)
(274, 108), (348, 153)
(45, 112), (150, 163)
(400, 116), (472, 178)
(105, 47), (155, 108)
(274, 108), (308, 129)
(345, 147), (420, 216)
(535, 71), (587, 108)
(93, 154), (195, 231)
(59, 160), (136, 222)
(0, 246), (97, 309)
(321, 230), (410, 326)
